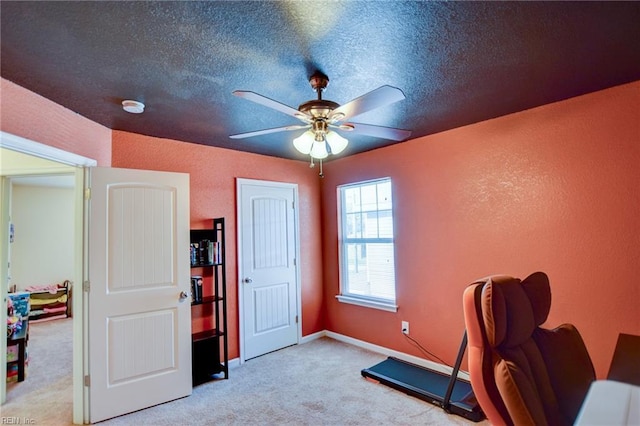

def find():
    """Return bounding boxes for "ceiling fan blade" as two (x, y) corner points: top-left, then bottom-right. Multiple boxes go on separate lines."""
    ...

(229, 124), (309, 139)
(330, 85), (406, 121)
(341, 122), (412, 141)
(232, 90), (310, 121)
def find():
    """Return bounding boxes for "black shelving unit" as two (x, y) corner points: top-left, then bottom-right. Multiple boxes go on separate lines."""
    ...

(190, 217), (228, 385)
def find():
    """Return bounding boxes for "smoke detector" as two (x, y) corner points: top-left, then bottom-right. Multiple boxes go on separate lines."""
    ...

(122, 100), (145, 114)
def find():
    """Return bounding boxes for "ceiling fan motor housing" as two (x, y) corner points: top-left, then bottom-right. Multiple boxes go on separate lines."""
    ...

(298, 99), (340, 119)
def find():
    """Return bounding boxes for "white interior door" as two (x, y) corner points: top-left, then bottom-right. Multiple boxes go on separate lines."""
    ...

(237, 179), (299, 361)
(87, 167), (191, 423)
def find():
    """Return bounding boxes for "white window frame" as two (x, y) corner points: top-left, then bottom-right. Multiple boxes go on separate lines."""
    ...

(336, 177), (398, 312)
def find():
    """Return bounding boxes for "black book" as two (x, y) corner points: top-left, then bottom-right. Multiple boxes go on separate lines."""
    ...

(199, 240), (210, 265)
(191, 276), (203, 303)
(190, 243), (198, 266)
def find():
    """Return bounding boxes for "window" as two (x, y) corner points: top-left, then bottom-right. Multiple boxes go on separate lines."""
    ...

(336, 178), (397, 311)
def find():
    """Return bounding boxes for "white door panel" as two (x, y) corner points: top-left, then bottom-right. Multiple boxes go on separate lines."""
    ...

(88, 167), (191, 423)
(238, 180), (299, 360)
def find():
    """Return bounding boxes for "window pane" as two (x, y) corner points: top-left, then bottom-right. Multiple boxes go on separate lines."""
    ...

(378, 210), (393, 238)
(345, 212), (361, 238)
(377, 181), (392, 210)
(344, 242), (395, 300)
(345, 244), (357, 273)
(361, 184), (377, 212)
(344, 187), (361, 213)
(363, 211), (379, 238)
(345, 243), (367, 294)
(366, 243), (395, 300)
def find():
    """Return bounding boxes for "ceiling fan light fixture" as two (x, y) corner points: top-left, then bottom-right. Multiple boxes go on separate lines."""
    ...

(293, 130), (315, 154)
(310, 140), (329, 159)
(325, 130), (348, 155)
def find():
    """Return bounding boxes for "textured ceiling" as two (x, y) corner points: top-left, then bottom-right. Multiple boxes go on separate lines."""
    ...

(1, 1), (639, 161)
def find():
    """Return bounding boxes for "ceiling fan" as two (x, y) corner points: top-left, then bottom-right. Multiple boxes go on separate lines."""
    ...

(230, 72), (411, 161)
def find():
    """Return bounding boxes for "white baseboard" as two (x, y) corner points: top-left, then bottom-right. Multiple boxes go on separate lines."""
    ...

(301, 330), (469, 381)
(228, 357), (241, 369)
(299, 330), (326, 344)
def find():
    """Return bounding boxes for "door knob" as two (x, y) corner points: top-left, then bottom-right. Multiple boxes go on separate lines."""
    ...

(243, 277), (253, 284)
(179, 291), (189, 301)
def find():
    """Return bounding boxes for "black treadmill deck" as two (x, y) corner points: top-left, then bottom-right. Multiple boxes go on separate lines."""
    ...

(361, 356), (485, 422)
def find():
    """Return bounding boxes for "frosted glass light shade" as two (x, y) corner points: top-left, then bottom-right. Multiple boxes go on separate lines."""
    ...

(293, 130), (314, 154)
(310, 141), (329, 159)
(325, 131), (348, 154)
(294, 128), (348, 159)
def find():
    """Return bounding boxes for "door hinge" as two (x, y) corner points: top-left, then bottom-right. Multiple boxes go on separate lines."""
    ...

(84, 188), (91, 200)
(295, 315), (299, 324)
(293, 258), (296, 266)
(84, 375), (90, 387)
(292, 201), (295, 209)
(83, 280), (90, 292)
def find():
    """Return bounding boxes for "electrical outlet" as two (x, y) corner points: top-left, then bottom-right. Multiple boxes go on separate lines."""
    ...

(401, 321), (409, 335)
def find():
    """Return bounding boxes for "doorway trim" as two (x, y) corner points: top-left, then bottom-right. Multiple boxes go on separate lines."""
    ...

(236, 178), (302, 363)
(0, 131), (96, 424)
(1, 132), (97, 167)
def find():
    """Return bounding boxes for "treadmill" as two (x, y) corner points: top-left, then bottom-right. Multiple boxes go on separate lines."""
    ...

(361, 331), (485, 422)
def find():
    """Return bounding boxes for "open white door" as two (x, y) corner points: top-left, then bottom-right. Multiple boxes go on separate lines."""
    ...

(237, 179), (300, 361)
(87, 167), (191, 423)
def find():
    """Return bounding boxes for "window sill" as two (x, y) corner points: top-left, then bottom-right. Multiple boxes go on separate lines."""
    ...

(335, 295), (398, 312)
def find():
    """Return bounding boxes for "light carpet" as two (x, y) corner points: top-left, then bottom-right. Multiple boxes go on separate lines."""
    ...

(3, 318), (487, 425)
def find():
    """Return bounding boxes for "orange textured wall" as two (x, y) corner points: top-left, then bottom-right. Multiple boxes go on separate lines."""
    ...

(111, 131), (324, 360)
(320, 81), (640, 378)
(0, 78), (112, 165)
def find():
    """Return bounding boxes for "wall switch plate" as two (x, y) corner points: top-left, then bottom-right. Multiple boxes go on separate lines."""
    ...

(401, 321), (409, 335)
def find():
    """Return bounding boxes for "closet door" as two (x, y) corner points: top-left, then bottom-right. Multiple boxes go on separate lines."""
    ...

(237, 179), (300, 361)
